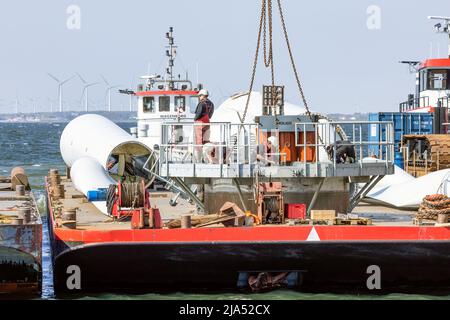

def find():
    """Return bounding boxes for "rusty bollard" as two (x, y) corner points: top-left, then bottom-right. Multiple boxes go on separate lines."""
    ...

(11, 167), (30, 191)
(181, 215), (192, 229)
(15, 184), (26, 196)
(61, 208), (77, 230)
(18, 207), (32, 224)
(49, 169), (61, 187)
(53, 184), (65, 200)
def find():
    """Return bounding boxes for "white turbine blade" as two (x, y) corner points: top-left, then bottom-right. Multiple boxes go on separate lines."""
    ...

(47, 73), (60, 83)
(80, 87), (87, 101)
(77, 73), (87, 84)
(101, 75), (110, 86)
(61, 74), (76, 85)
(428, 16), (450, 21)
(88, 82), (100, 87)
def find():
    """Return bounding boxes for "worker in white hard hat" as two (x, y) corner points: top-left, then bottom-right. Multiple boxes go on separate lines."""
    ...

(194, 89), (215, 162)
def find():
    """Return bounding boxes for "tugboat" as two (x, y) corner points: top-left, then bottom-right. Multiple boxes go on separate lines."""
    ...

(399, 17), (450, 177)
(369, 16), (450, 175)
(0, 168), (42, 298)
(126, 27), (203, 149)
(399, 17), (450, 114)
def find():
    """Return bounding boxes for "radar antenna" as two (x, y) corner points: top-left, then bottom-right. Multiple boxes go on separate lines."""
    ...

(428, 16), (450, 57)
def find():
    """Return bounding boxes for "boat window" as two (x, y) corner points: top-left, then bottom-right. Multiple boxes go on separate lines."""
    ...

(159, 96), (171, 112)
(189, 96), (199, 113)
(143, 97), (155, 113)
(175, 96), (186, 111)
(427, 69), (448, 90)
(420, 70), (426, 92)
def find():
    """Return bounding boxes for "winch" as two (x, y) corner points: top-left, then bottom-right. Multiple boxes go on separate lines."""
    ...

(106, 180), (162, 229)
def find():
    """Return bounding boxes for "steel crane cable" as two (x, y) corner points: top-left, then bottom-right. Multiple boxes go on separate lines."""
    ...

(241, 0), (268, 124)
(241, 0), (313, 124)
(241, 0), (347, 155)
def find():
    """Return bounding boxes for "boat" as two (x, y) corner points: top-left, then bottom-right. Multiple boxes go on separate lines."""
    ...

(46, 10), (450, 296)
(0, 168), (42, 297)
(369, 16), (450, 176)
(366, 16), (450, 206)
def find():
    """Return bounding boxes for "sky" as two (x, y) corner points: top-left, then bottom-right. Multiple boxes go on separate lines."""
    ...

(0, 0), (449, 114)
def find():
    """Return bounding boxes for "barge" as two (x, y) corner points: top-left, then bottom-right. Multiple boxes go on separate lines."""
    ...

(46, 110), (450, 296)
(47, 168), (450, 295)
(0, 168), (42, 297)
(47, 16), (450, 297)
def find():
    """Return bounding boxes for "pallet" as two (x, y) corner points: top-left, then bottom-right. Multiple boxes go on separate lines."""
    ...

(294, 218), (372, 226)
(335, 218), (373, 226)
(413, 218), (436, 226)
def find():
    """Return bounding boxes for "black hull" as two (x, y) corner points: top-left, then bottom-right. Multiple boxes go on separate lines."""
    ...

(52, 240), (450, 296)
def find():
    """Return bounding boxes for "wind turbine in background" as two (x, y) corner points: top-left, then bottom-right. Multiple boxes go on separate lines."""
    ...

(47, 97), (57, 113)
(15, 96), (22, 114)
(101, 75), (122, 112)
(77, 73), (99, 112)
(28, 98), (37, 114)
(47, 73), (75, 112)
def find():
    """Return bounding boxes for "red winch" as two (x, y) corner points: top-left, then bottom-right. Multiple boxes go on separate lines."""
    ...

(107, 180), (162, 229)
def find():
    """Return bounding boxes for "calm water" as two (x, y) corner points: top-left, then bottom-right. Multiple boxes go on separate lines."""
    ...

(0, 121), (448, 300)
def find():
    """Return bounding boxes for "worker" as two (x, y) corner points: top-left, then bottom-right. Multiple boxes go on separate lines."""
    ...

(280, 142), (292, 165)
(194, 89), (214, 161)
(267, 136), (279, 164)
(256, 136), (278, 166)
(107, 155), (119, 174)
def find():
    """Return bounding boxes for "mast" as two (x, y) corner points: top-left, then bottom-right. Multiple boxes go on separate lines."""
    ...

(165, 27), (177, 90)
(428, 16), (450, 58)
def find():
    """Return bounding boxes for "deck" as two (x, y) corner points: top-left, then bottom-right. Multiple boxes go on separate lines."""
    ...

(49, 177), (428, 235)
(160, 162), (394, 180)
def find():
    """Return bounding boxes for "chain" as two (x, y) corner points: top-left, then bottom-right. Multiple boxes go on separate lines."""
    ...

(241, 0), (273, 124)
(263, 0), (275, 86)
(242, 1), (347, 149)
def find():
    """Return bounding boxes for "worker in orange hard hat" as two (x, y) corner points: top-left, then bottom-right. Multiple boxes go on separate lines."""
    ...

(194, 89), (215, 161)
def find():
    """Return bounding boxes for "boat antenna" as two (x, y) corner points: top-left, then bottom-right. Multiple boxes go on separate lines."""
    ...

(399, 61), (421, 73)
(428, 16), (450, 58)
(165, 27), (177, 90)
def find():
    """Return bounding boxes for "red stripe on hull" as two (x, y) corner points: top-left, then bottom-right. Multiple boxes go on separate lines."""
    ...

(51, 225), (450, 244)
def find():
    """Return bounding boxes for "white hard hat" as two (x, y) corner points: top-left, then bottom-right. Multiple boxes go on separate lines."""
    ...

(268, 136), (278, 147)
(198, 89), (209, 97)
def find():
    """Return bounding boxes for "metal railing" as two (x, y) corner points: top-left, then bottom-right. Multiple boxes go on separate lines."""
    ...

(160, 122), (259, 166)
(399, 96), (430, 112)
(294, 121), (395, 171)
(159, 121), (394, 177)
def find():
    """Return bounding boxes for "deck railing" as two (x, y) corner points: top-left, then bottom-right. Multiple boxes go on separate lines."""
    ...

(160, 122), (259, 166)
(160, 121), (394, 168)
(294, 121), (395, 171)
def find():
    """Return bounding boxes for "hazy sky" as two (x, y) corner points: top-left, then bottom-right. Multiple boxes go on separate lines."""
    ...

(0, 0), (449, 114)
